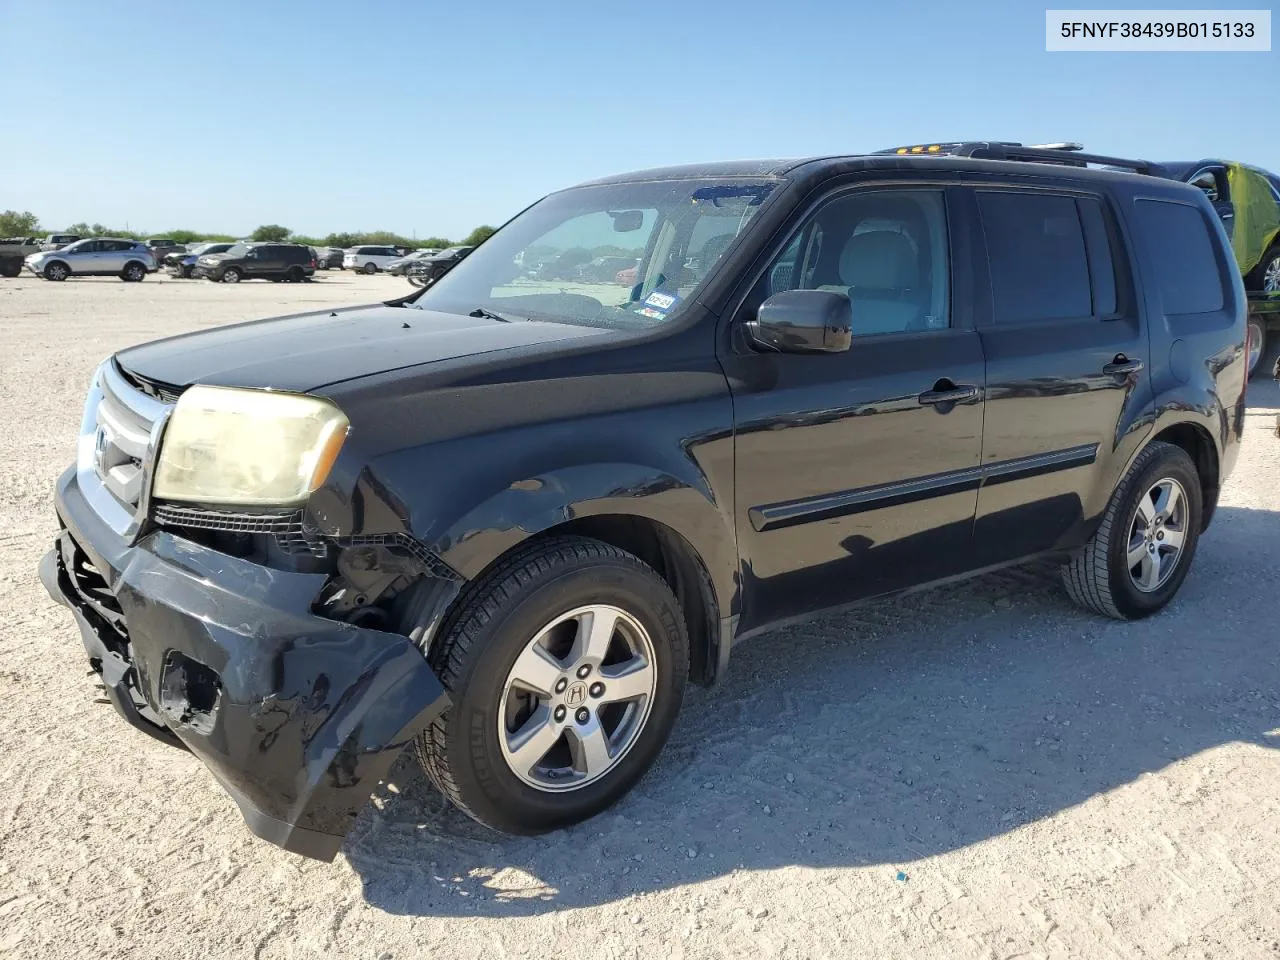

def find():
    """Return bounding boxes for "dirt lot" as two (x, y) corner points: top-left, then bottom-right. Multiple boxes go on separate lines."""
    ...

(2, 271), (1279, 959)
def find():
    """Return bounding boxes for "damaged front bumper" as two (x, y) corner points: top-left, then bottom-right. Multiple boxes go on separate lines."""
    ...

(40, 466), (450, 861)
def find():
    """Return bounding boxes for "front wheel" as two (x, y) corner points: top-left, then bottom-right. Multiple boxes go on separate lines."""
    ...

(43, 261), (69, 281)
(415, 536), (688, 834)
(221, 267), (242, 283)
(1061, 441), (1202, 620)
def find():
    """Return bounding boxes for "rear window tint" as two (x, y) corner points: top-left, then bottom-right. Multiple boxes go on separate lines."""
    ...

(978, 192), (1092, 323)
(1131, 199), (1224, 315)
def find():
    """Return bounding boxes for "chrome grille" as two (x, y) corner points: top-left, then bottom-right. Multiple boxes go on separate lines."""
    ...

(77, 360), (172, 540)
(95, 379), (152, 507)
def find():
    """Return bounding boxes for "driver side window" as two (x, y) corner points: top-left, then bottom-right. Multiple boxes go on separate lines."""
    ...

(754, 189), (951, 337)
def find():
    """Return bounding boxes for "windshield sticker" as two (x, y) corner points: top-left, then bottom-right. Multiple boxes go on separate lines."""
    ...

(636, 291), (679, 319)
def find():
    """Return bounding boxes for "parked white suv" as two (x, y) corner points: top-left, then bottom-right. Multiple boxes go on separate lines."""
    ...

(25, 238), (156, 281)
(343, 245), (401, 273)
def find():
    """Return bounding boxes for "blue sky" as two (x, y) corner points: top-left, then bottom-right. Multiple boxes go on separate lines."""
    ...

(1, 0), (1275, 239)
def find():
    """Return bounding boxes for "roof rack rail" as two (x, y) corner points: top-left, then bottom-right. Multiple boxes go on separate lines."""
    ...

(875, 141), (1160, 175)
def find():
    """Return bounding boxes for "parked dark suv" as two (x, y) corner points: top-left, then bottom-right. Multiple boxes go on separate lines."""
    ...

(192, 241), (316, 283)
(40, 144), (1246, 862)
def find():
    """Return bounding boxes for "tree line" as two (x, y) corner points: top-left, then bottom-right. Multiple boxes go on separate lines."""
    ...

(0, 210), (496, 250)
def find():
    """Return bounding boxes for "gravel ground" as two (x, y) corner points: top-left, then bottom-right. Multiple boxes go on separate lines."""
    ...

(2, 272), (1279, 960)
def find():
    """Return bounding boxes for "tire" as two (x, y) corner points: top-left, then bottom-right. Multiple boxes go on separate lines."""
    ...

(286, 266), (304, 283)
(362, 261), (377, 274)
(1061, 441), (1203, 621)
(120, 261), (146, 282)
(415, 536), (688, 834)
(1246, 245), (1280, 295)
(221, 267), (242, 284)
(0, 259), (20, 278)
(43, 261), (69, 281)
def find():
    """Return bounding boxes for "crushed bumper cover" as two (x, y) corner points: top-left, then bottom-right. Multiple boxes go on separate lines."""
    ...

(40, 467), (450, 861)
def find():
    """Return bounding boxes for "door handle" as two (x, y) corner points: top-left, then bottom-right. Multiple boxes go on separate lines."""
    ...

(918, 385), (980, 406)
(1102, 356), (1144, 376)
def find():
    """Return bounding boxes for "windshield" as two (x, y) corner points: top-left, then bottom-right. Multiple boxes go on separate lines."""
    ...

(410, 178), (777, 328)
(221, 243), (250, 257)
(60, 239), (89, 253)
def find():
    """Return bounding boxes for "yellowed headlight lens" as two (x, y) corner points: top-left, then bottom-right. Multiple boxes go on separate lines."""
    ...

(153, 386), (349, 506)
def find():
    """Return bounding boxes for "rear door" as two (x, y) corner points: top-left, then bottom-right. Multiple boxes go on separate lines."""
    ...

(99, 240), (131, 273)
(724, 185), (988, 629)
(965, 183), (1152, 566)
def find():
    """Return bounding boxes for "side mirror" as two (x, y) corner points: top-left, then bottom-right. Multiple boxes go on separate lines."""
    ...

(744, 289), (852, 354)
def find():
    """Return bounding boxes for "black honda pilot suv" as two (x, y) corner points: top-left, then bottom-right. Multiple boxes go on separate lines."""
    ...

(41, 145), (1247, 861)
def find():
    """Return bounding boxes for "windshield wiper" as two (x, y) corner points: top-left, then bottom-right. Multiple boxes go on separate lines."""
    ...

(468, 307), (516, 323)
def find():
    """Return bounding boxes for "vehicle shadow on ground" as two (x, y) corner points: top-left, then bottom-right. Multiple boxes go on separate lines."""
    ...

(345, 500), (1280, 918)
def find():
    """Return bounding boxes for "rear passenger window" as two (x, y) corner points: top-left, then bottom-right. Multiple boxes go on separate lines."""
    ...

(978, 192), (1091, 323)
(1132, 199), (1224, 315)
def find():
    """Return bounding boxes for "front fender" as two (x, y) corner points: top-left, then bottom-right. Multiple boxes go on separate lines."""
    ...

(427, 461), (739, 621)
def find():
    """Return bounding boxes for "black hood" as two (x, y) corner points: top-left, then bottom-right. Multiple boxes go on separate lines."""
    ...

(115, 304), (612, 393)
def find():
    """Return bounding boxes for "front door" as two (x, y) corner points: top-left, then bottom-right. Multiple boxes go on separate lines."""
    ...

(963, 184), (1152, 567)
(71, 240), (105, 274)
(722, 186), (987, 631)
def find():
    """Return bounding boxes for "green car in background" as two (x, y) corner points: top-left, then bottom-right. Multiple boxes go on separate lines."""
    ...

(1161, 160), (1280, 377)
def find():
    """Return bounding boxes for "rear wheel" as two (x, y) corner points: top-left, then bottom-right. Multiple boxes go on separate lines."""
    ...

(362, 261), (377, 274)
(0, 259), (21, 278)
(43, 261), (69, 281)
(120, 261), (146, 282)
(1061, 441), (1202, 620)
(221, 267), (242, 283)
(286, 266), (304, 283)
(415, 536), (688, 833)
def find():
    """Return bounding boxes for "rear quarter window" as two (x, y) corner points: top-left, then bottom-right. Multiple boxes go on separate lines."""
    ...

(1131, 199), (1225, 315)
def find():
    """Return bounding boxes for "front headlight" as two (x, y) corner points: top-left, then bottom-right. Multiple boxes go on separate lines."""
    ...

(152, 386), (349, 506)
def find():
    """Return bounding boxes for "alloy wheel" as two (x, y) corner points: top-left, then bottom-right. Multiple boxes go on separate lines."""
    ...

(498, 603), (657, 792)
(1265, 256), (1280, 294)
(1126, 477), (1189, 593)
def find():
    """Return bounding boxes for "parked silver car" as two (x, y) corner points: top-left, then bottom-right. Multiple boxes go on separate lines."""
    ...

(25, 238), (156, 281)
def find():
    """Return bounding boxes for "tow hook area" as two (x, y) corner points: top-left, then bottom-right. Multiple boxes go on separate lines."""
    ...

(159, 651), (222, 735)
